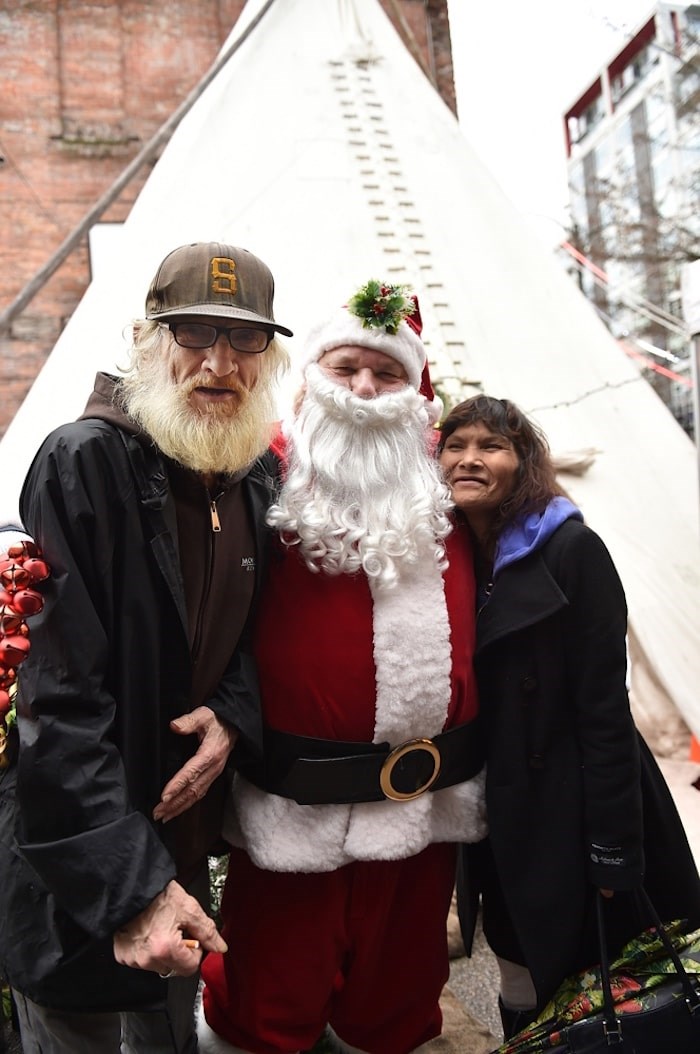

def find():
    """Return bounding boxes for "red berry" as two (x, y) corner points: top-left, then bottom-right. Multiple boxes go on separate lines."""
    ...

(0, 636), (30, 666)
(10, 589), (44, 616)
(0, 606), (23, 636)
(0, 565), (30, 591)
(22, 558), (49, 582)
(7, 541), (40, 560)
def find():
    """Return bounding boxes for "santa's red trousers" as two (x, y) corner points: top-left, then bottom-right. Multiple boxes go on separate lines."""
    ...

(201, 842), (457, 1054)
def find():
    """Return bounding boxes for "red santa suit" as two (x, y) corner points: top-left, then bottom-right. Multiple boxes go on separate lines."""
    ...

(201, 514), (486, 1054)
(200, 286), (486, 1053)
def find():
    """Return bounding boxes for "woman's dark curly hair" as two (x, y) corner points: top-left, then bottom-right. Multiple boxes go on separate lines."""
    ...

(438, 395), (566, 537)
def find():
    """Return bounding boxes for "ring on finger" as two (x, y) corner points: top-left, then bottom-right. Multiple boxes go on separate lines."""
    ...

(159, 969), (176, 979)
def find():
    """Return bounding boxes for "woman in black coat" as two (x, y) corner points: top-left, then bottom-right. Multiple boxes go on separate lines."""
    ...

(438, 395), (700, 1040)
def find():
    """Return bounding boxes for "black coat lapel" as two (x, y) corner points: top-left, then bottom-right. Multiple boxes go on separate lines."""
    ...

(477, 552), (568, 652)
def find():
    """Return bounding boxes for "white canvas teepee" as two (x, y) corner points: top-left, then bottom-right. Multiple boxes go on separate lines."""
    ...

(1, 0), (698, 746)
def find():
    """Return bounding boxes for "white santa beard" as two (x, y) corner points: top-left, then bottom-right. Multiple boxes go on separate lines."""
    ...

(268, 364), (453, 589)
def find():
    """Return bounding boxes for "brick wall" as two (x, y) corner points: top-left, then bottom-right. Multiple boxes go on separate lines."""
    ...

(0, 0), (454, 436)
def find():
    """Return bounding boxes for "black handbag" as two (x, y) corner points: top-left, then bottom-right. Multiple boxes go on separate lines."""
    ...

(490, 888), (700, 1053)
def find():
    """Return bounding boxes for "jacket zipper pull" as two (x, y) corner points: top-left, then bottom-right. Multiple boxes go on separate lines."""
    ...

(210, 500), (222, 533)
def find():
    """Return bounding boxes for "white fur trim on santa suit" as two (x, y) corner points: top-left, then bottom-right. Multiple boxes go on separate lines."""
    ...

(300, 308), (444, 424)
(301, 308), (426, 387)
(223, 556), (487, 872)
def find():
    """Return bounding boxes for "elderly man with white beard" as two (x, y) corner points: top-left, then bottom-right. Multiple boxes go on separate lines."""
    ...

(0, 243), (291, 1054)
(197, 282), (487, 1054)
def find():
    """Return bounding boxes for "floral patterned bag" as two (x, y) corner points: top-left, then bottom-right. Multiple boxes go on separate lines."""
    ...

(490, 889), (700, 1053)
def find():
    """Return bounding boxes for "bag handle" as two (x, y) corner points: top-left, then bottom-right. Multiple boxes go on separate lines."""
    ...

(596, 887), (700, 1043)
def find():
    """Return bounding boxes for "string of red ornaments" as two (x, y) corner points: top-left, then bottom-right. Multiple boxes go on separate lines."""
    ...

(0, 541), (48, 764)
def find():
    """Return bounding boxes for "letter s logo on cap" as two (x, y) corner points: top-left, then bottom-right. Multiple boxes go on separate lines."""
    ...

(211, 257), (237, 295)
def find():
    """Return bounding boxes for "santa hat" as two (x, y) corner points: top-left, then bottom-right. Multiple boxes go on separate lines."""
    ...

(301, 280), (443, 422)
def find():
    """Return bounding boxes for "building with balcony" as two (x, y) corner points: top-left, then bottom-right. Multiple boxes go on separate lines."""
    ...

(563, 2), (699, 432)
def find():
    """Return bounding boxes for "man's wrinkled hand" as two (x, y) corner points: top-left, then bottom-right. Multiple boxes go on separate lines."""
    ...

(113, 880), (227, 977)
(153, 706), (237, 823)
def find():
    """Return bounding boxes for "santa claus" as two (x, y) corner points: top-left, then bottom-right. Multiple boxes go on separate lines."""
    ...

(198, 281), (487, 1054)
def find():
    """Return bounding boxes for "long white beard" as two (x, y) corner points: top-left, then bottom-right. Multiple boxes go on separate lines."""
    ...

(268, 364), (453, 589)
(119, 358), (273, 476)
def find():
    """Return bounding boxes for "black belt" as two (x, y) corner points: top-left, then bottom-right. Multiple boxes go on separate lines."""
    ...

(232, 717), (483, 805)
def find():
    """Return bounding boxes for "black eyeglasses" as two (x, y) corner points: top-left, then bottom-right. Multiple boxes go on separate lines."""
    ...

(163, 321), (273, 354)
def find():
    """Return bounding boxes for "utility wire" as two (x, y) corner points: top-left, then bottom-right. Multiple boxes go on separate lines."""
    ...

(527, 374), (643, 415)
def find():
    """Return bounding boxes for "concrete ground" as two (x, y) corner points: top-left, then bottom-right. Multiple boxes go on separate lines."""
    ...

(434, 916), (502, 1052)
(445, 916), (501, 1046)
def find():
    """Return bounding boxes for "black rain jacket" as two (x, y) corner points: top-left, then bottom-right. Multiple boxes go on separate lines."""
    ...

(0, 378), (278, 1010)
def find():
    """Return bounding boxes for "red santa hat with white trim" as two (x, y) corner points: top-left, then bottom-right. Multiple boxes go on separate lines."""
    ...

(300, 280), (443, 423)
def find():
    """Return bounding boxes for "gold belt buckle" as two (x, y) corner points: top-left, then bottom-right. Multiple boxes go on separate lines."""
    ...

(379, 737), (441, 802)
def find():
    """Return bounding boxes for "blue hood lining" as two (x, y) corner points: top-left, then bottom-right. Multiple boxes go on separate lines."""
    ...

(493, 497), (583, 578)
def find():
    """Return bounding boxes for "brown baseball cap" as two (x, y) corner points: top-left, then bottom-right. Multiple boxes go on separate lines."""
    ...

(145, 242), (293, 337)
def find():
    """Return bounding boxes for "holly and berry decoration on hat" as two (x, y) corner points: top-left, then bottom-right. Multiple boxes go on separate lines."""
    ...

(347, 280), (417, 335)
(0, 540), (49, 768)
